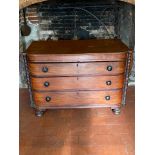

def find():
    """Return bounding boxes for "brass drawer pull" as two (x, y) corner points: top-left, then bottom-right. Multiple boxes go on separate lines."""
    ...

(106, 80), (112, 85)
(42, 66), (48, 72)
(44, 81), (50, 87)
(107, 66), (112, 71)
(105, 96), (110, 100)
(45, 96), (51, 102)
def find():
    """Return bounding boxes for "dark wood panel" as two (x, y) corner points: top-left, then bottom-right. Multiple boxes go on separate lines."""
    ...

(30, 75), (124, 91)
(32, 90), (123, 107)
(28, 61), (126, 76)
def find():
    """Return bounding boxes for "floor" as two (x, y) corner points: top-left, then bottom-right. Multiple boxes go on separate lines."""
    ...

(20, 86), (135, 155)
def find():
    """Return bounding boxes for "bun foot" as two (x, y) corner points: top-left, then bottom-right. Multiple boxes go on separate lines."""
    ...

(35, 109), (46, 117)
(111, 107), (121, 115)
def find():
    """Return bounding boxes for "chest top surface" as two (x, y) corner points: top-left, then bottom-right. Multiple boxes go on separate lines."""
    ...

(27, 39), (129, 55)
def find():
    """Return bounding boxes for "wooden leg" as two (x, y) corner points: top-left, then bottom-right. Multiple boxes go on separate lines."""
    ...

(111, 107), (121, 115)
(35, 109), (46, 117)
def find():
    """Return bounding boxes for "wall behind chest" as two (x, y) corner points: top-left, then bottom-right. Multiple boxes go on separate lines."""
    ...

(19, 0), (119, 46)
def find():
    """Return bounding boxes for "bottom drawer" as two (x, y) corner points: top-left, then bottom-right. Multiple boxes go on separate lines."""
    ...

(33, 90), (122, 107)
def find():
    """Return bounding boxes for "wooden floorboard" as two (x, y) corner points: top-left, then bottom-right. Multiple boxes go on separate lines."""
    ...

(20, 86), (135, 155)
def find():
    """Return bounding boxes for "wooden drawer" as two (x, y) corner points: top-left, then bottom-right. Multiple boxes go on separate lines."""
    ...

(33, 90), (123, 107)
(28, 53), (127, 62)
(28, 61), (126, 76)
(27, 39), (128, 62)
(30, 75), (124, 91)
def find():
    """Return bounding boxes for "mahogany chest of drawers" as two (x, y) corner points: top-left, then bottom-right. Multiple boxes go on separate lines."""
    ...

(23, 39), (132, 116)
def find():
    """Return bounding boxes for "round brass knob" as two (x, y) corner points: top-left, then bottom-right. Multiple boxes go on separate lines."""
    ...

(44, 81), (50, 87)
(107, 66), (112, 71)
(105, 96), (110, 100)
(106, 81), (112, 85)
(42, 66), (48, 72)
(45, 96), (51, 102)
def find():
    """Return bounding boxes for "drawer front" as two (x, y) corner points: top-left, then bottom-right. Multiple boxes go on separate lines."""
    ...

(27, 52), (127, 62)
(30, 75), (124, 91)
(33, 90), (122, 107)
(28, 61), (126, 76)
(27, 39), (128, 62)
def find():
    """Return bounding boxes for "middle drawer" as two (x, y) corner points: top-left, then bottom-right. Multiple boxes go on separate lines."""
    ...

(30, 74), (124, 91)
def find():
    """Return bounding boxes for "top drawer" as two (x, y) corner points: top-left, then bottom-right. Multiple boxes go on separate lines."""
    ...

(27, 53), (127, 62)
(26, 39), (129, 62)
(28, 61), (126, 77)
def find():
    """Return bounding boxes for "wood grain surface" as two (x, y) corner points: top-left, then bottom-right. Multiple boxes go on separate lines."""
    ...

(30, 74), (124, 91)
(28, 61), (126, 77)
(27, 52), (127, 62)
(26, 39), (128, 62)
(27, 39), (129, 54)
(26, 39), (129, 110)
(32, 89), (123, 107)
